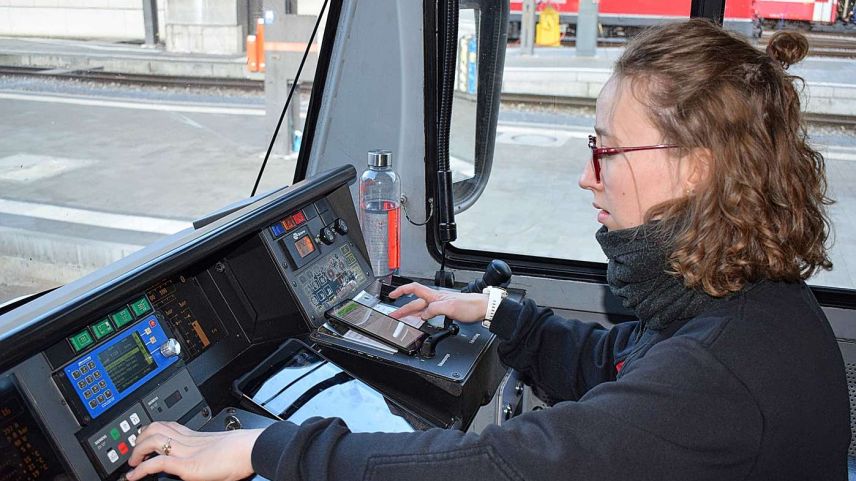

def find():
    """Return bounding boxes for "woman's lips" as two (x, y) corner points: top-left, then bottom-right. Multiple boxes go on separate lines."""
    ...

(593, 204), (610, 224)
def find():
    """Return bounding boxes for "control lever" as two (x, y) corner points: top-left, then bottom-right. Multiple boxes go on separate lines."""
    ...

(462, 259), (512, 294)
(420, 260), (512, 358)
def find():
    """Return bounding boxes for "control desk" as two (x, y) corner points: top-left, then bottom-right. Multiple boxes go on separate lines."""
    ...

(0, 166), (507, 481)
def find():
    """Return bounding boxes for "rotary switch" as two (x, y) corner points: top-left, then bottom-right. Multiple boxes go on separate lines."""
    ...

(333, 218), (348, 235)
(160, 338), (182, 358)
(320, 226), (336, 245)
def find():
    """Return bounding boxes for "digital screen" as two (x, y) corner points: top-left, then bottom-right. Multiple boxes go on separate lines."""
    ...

(295, 235), (316, 258)
(98, 333), (156, 393)
(329, 300), (426, 350)
(0, 377), (71, 481)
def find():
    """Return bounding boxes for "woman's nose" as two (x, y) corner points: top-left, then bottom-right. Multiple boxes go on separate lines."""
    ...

(579, 155), (600, 191)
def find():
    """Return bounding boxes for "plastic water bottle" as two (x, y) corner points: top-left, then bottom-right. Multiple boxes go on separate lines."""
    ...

(359, 150), (401, 279)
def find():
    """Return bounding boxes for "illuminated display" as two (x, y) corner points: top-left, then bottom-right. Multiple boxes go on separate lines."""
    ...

(69, 329), (94, 352)
(282, 210), (307, 231)
(295, 235), (316, 258)
(98, 333), (156, 393)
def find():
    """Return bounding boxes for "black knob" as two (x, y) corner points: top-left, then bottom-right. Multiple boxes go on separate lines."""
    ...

(484, 259), (512, 287)
(462, 259), (512, 293)
(333, 218), (348, 235)
(320, 227), (336, 245)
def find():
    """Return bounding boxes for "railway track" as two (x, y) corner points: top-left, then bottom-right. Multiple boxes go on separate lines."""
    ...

(0, 66), (265, 91)
(2, 66), (855, 128)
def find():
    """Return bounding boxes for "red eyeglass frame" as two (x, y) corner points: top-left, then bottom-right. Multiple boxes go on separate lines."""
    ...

(588, 135), (680, 182)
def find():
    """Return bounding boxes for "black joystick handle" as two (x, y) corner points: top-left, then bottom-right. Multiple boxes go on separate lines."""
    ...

(462, 259), (512, 293)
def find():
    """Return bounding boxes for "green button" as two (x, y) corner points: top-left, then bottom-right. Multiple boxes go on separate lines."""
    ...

(90, 319), (114, 340)
(110, 428), (120, 441)
(130, 296), (152, 317)
(69, 329), (94, 353)
(110, 308), (134, 328)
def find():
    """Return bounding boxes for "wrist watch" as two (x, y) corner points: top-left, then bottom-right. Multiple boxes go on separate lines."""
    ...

(481, 286), (508, 329)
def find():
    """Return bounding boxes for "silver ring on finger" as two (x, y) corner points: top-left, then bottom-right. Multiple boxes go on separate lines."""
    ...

(162, 437), (172, 456)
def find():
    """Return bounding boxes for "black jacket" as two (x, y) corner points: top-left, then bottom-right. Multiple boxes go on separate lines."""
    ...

(251, 280), (850, 480)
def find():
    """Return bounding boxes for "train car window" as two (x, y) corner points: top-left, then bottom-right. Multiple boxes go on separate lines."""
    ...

(449, 0), (856, 290)
(0, 3), (330, 305)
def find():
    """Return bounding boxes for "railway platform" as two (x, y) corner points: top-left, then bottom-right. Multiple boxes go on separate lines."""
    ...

(0, 36), (255, 80)
(501, 45), (856, 118)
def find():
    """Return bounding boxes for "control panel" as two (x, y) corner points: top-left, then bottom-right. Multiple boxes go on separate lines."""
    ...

(263, 197), (373, 327)
(62, 314), (181, 419)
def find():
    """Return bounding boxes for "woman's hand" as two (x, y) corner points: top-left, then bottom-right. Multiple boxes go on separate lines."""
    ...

(124, 421), (263, 481)
(388, 282), (488, 323)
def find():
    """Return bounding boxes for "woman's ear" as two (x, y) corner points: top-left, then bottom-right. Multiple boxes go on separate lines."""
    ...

(685, 147), (712, 193)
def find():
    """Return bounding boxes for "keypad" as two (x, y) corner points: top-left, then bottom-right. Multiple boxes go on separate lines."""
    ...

(74, 365), (108, 409)
(86, 405), (152, 474)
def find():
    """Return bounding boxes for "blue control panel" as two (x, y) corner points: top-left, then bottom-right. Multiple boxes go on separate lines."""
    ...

(63, 314), (179, 419)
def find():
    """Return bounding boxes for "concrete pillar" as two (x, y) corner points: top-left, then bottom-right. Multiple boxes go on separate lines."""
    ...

(576, 0), (598, 58)
(262, 4), (319, 155)
(143, 0), (160, 47)
(164, 0), (247, 55)
(520, 0), (535, 55)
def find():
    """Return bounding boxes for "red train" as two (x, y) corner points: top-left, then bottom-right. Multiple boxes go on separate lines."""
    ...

(508, 0), (844, 38)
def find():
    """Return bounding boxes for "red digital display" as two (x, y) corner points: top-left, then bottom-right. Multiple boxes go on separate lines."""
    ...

(295, 235), (316, 258)
(281, 211), (307, 232)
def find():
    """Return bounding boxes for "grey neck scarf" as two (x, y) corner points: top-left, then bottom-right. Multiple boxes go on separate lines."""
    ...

(595, 224), (722, 331)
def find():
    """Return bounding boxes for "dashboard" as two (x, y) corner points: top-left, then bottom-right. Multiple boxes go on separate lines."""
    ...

(0, 166), (505, 481)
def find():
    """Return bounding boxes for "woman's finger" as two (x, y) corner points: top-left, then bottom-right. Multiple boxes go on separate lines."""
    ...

(127, 433), (186, 467)
(388, 282), (437, 301)
(124, 454), (188, 481)
(389, 297), (427, 319)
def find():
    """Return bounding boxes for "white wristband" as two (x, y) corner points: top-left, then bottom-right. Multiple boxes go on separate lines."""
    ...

(481, 286), (507, 329)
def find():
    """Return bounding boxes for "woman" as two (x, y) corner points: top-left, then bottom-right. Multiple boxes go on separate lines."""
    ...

(124, 19), (850, 481)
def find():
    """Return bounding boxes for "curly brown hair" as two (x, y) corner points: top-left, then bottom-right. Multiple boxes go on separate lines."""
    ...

(615, 19), (833, 297)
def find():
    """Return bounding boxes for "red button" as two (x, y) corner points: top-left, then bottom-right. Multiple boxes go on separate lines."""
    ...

(149, 320), (156, 327)
(118, 442), (128, 455)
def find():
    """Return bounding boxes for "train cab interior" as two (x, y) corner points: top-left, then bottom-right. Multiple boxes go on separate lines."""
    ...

(2, 1), (856, 480)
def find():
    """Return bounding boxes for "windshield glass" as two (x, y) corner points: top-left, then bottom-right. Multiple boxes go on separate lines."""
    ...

(0, 1), (328, 304)
(451, 1), (856, 290)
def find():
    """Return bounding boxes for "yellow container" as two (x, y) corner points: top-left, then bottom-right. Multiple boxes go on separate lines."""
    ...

(536, 5), (561, 47)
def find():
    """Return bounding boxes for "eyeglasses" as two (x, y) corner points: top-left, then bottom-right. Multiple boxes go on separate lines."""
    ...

(588, 135), (680, 183)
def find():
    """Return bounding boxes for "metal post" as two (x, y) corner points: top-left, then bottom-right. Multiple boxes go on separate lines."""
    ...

(520, 0), (535, 55)
(576, 0), (598, 57)
(286, 82), (302, 154)
(142, 0), (159, 47)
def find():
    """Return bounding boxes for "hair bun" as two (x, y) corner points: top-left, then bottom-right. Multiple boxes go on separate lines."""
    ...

(766, 31), (809, 69)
